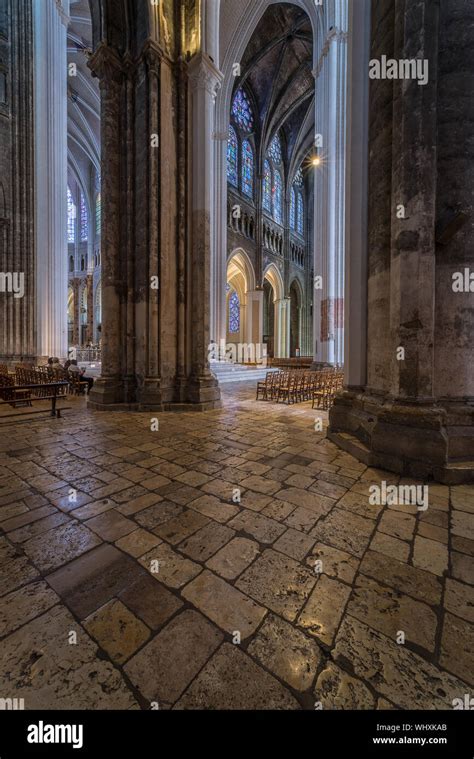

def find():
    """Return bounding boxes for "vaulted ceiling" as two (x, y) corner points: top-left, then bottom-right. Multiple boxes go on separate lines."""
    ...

(236, 3), (314, 180)
(67, 0), (100, 197)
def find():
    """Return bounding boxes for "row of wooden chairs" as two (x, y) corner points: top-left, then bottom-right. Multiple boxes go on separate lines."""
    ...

(256, 368), (344, 407)
(311, 371), (344, 410)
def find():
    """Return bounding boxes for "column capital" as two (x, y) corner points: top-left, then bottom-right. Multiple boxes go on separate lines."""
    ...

(188, 52), (223, 98)
(88, 43), (124, 84)
(313, 27), (348, 79)
(54, 0), (70, 27)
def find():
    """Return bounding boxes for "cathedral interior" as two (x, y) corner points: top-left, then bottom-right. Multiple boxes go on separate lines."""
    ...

(0, 0), (472, 714)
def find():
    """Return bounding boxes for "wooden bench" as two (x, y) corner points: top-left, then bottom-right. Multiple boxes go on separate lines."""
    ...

(0, 381), (70, 419)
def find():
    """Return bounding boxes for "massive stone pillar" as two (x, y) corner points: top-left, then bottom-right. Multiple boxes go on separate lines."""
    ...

(0, 0), (35, 364)
(211, 131), (228, 346)
(34, 0), (69, 361)
(187, 52), (222, 407)
(88, 27), (221, 410)
(312, 22), (348, 368)
(329, 0), (474, 484)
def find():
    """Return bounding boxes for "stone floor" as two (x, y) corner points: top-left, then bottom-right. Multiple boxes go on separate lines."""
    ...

(0, 382), (472, 710)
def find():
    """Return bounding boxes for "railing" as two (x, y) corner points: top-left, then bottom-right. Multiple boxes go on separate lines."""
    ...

(70, 347), (102, 362)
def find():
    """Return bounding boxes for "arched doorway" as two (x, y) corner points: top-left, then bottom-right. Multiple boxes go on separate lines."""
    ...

(289, 279), (303, 357)
(263, 281), (275, 358)
(226, 249), (262, 362)
(264, 263), (288, 359)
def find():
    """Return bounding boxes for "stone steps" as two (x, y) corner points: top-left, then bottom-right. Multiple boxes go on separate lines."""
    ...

(210, 362), (276, 384)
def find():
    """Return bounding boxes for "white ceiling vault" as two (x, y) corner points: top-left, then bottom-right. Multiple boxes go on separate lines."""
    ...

(67, 0), (100, 206)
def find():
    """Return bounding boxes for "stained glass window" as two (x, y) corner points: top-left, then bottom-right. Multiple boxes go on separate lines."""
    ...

(67, 187), (76, 243)
(229, 289), (240, 334)
(231, 89), (254, 132)
(95, 193), (101, 236)
(290, 187), (296, 230)
(294, 167), (304, 187)
(269, 134), (282, 165)
(241, 139), (254, 197)
(297, 192), (304, 235)
(80, 193), (88, 242)
(227, 125), (238, 187)
(263, 160), (272, 213)
(273, 170), (283, 224)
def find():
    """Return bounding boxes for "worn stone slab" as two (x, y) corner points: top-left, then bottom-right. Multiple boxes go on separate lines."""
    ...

(84, 599), (150, 664)
(86, 510), (136, 541)
(444, 578), (474, 623)
(0, 580), (59, 637)
(135, 501), (183, 530)
(306, 542), (359, 584)
(188, 494), (239, 523)
(274, 528), (315, 561)
(451, 552), (474, 585)
(314, 662), (375, 709)
(153, 509), (209, 544)
(413, 536), (448, 576)
(370, 532), (410, 563)
(182, 570), (266, 638)
(359, 550), (442, 606)
(310, 509), (374, 558)
(125, 610), (223, 706)
(174, 643), (300, 710)
(298, 575), (351, 646)
(22, 522), (102, 573)
(347, 575), (437, 652)
(179, 522), (235, 562)
(115, 528), (161, 558)
(228, 510), (286, 544)
(46, 544), (148, 618)
(440, 612), (473, 687)
(119, 574), (183, 630)
(0, 605), (137, 709)
(139, 543), (201, 589)
(275, 487), (335, 516)
(206, 537), (260, 580)
(248, 613), (321, 692)
(236, 549), (316, 622)
(334, 615), (468, 710)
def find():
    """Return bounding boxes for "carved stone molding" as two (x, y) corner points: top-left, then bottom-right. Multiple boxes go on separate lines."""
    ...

(313, 28), (348, 80)
(88, 42), (125, 84)
(187, 52), (223, 99)
(54, 0), (70, 27)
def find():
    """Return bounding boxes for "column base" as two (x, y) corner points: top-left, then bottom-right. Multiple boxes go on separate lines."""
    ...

(186, 373), (222, 410)
(328, 390), (474, 484)
(87, 374), (222, 412)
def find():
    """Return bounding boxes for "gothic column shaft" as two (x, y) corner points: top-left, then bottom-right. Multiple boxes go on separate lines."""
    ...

(389, 0), (439, 400)
(187, 52), (222, 406)
(33, 0), (69, 360)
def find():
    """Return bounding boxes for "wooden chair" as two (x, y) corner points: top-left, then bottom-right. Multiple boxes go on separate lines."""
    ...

(68, 372), (89, 396)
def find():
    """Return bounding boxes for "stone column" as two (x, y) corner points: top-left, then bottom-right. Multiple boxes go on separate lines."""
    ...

(329, 0), (474, 483)
(87, 44), (125, 407)
(312, 26), (348, 368)
(0, 0), (35, 364)
(33, 0), (69, 361)
(86, 273), (93, 344)
(341, 0), (370, 389)
(187, 52), (222, 407)
(211, 131), (228, 346)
